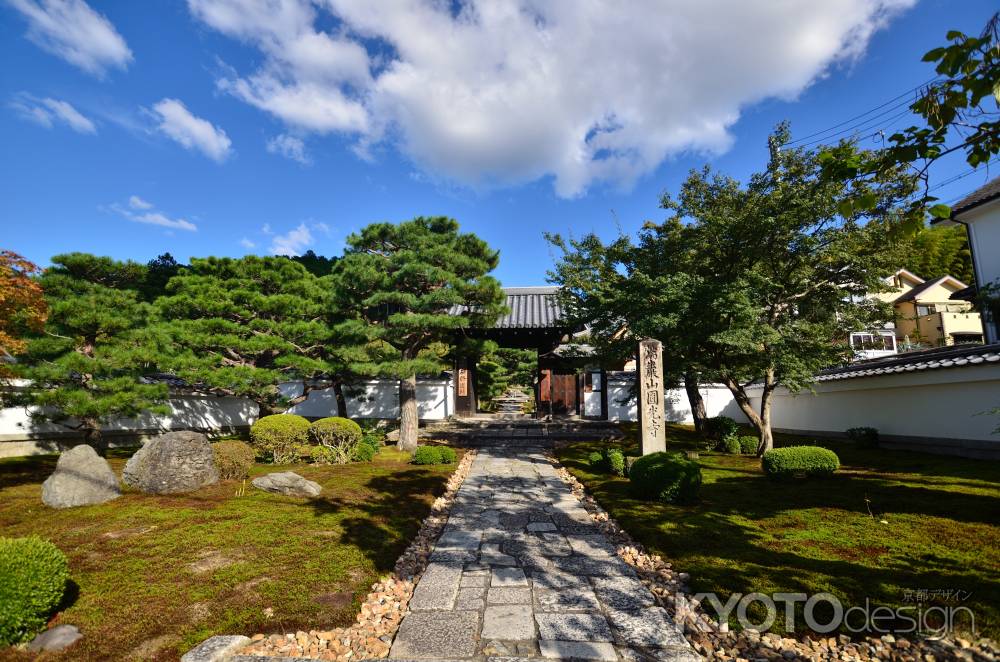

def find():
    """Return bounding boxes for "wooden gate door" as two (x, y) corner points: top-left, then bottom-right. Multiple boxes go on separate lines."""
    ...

(551, 372), (578, 415)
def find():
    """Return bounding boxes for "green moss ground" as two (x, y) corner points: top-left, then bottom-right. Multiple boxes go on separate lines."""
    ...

(557, 425), (1000, 638)
(0, 447), (460, 661)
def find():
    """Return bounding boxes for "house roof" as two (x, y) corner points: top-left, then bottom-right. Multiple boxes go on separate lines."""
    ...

(813, 343), (999, 382)
(886, 268), (925, 286)
(450, 286), (570, 329)
(951, 175), (1000, 218)
(894, 275), (968, 303)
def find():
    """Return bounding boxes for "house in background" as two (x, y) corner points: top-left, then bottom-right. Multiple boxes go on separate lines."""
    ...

(936, 175), (1000, 343)
(851, 268), (983, 358)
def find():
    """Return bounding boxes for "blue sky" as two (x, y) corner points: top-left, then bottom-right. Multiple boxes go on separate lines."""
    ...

(1, 0), (997, 285)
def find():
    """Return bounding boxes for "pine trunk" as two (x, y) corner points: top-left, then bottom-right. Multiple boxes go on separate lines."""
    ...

(398, 374), (419, 451)
(683, 370), (707, 434)
(334, 382), (348, 418)
(81, 417), (104, 454)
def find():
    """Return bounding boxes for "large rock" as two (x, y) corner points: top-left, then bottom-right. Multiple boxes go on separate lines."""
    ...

(251, 471), (321, 498)
(27, 625), (82, 652)
(123, 431), (219, 494)
(42, 445), (120, 508)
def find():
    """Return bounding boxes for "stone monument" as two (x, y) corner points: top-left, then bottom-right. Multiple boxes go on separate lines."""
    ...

(637, 338), (666, 455)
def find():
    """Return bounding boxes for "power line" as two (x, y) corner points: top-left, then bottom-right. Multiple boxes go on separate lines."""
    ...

(787, 76), (940, 146)
(797, 106), (916, 149)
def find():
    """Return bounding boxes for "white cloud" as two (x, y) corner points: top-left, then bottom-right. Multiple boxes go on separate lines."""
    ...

(8, 0), (132, 77)
(261, 223), (273, 234)
(266, 133), (311, 164)
(188, 0), (914, 197)
(128, 195), (153, 209)
(110, 197), (197, 232)
(269, 222), (313, 256)
(150, 98), (232, 162)
(10, 93), (96, 134)
(239, 237), (256, 249)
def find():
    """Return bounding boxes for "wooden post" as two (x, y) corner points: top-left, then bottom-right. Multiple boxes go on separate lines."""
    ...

(638, 339), (666, 455)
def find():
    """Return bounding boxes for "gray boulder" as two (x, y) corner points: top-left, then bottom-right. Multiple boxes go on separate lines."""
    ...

(42, 445), (120, 509)
(252, 471), (321, 498)
(27, 624), (82, 652)
(123, 431), (219, 494)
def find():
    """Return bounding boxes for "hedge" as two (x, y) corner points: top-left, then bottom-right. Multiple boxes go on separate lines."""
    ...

(628, 452), (702, 503)
(737, 435), (759, 455)
(250, 414), (311, 464)
(412, 446), (455, 465)
(720, 436), (742, 454)
(0, 536), (69, 646)
(761, 446), (840, 478)
(703, 415), (739, 441)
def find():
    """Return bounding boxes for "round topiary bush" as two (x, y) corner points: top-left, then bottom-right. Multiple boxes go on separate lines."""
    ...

(309, 417), (363, 464)
(720, 436), (742, 454)
(605, 448), (626, 476)
(250, 414), (311, 464)
(846, 427), (879, 449)
(212, 440), (255, 479)
(412, 446), (443, 465)
(761, 446), (840, 479)
(628, 452), (702, 503)
(738, 435), (759, 455)
(0, 536), (69, 646)
(587, 451), (604, 468)
(438, 447), (457, 464)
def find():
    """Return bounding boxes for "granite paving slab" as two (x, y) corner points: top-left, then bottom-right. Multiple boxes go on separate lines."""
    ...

(388, 447), (697, 660)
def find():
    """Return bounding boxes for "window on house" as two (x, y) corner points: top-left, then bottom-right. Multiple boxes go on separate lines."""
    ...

(850, 332), (895, 351)
(916, 304), (933, 316)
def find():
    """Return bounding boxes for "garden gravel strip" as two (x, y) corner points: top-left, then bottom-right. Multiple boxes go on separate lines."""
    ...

(386, 447), (695, 660)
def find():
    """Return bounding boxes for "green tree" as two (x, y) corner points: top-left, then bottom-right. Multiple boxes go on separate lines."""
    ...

(474, 346), (536, 409)
(902, 223), (974, 283)
(19, 254), (168, 446)
(154, 256), (357, 417)
(333, 217), (505, 450)
(290, 250), (337, 277)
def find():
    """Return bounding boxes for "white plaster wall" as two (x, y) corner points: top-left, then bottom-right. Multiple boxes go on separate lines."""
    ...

(606, 376), (740, 423)
(0, 378), (455, 455)
(747, 363), (1000, 443)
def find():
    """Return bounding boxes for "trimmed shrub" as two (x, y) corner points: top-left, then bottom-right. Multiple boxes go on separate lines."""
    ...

(351, 442), (377, 463)
(846, 427), (879, 449)
(309, 445), (339, 465)
(438, 447), (457, 464)
(412, 446), (443, 465)
(250, 414), (311, 464)
(606, 448), (626, 477)
(738, 435), (759, 455)
(703, 415), (739, 441)
(628, 452), (702, 503)
(0, 536), (69, 646)
(762, 446), (840, 479)
(310, 417), (363, 464)
(587, 451), (604, 468)
(212, 440), (255, 479)
(720, 436), (742, 455)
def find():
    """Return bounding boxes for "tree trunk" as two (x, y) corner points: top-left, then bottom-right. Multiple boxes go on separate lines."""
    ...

(757, 376), (776, 456)
(683, 370), (707, 434)
(720, 374), (763, 433)
(81, 417), (104, 455)
(398, 373), (419, 451)
(333, 381), (348, 418)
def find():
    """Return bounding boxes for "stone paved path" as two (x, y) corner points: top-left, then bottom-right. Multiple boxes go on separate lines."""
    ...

(389, 447), (698, 661)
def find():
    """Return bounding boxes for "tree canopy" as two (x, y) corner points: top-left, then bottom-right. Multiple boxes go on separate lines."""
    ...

(0, 251), (46, 392)
(333, 217), (505, 449)
(18, 254), (168, 444)
(153, 256), (353, 416)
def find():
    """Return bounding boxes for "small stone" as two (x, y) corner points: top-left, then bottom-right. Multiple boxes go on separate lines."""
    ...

(251, 471), (322, 498)
(180, 635), (251, 662)
(26, 625), (82, 653)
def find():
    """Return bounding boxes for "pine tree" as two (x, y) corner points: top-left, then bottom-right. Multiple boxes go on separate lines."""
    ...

(153, 256), (355, 417)
(333, 217), (505, 450)
(19, 254), (168, 446)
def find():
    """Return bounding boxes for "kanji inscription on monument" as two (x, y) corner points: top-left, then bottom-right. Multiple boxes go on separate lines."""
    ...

(638, 338), (666, 455)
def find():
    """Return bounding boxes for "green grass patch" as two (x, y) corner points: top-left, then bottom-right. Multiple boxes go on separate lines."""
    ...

(0, 447), (461, 661)
(557, 424), (1000, 638)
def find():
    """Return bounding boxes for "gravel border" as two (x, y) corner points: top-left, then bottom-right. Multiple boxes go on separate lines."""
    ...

(239, 450), (477, 661)
(553, 458), (999, 662)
